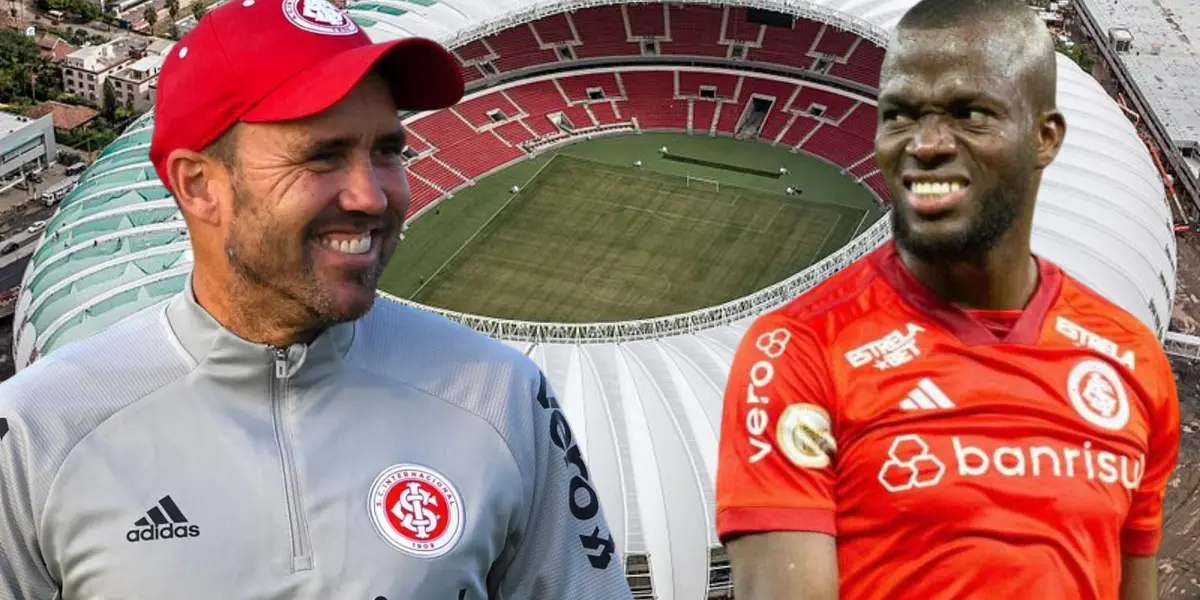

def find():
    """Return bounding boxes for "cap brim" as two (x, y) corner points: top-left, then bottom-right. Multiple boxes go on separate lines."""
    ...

(242, 36), (464, 123)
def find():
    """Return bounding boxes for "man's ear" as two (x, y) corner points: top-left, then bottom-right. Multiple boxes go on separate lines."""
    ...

(166, 148), (228, 226)
(1035, 109), (1067, 169)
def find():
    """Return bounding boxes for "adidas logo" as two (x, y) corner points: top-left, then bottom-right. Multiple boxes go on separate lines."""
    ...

(898, 379), (955, 411)
(126, 496), (200, 543)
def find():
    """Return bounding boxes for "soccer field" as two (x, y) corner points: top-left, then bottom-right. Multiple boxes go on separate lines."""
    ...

(381, 133), (881, 323)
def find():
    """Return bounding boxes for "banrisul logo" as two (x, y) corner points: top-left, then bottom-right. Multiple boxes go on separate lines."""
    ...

(878, 435), (1145, 493)
(126, 496), (200, 543)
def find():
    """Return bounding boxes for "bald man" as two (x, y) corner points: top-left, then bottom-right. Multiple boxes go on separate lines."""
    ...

(714, 0), (1180, 598)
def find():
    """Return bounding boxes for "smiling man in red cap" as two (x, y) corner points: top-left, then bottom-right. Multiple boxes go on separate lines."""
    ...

(0, 1), (632, 598)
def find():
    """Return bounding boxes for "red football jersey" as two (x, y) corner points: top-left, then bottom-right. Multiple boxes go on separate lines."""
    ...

(715, 241), (1180, 600)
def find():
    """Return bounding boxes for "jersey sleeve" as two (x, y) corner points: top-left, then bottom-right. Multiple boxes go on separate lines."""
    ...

(0, 410), (59, 598)
(1120, 349), (1182, 556)
(494, 372), (632, 599)
(715, 313), (839, 543)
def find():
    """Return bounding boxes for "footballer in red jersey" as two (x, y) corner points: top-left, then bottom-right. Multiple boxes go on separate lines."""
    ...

(714, 1), (1181, 599)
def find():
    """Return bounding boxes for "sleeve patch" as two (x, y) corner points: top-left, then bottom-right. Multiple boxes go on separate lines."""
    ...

(776, 404), (836, 469)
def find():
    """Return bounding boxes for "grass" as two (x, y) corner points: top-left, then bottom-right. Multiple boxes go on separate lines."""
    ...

(380, 133), (880, 323)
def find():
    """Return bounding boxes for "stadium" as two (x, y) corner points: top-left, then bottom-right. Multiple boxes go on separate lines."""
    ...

(9, 0), (1180, 597)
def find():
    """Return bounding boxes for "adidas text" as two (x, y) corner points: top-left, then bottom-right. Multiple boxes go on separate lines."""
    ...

(127, 524), (200, 543)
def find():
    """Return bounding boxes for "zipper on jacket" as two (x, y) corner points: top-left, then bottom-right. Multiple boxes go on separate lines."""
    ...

(272, 346), (313, 572)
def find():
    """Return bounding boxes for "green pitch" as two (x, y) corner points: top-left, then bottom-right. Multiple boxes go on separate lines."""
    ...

(380, 133), (881, 323)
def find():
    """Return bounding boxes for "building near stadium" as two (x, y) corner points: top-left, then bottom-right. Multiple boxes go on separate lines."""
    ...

(1066, 0), (1200, 208)
(11, 0), (1175, 597)
(1074, 0), (1200, 152)
(0, 111), (55, 194)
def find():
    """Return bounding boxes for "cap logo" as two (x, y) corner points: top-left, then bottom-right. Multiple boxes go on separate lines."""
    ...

(282, 0), (359, 36)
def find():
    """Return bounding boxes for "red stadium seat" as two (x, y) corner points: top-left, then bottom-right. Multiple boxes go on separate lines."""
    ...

(463, 3), (887, 91)
(813, 25), (859, 57)
(626, 3), (666, 38)
(559, 72), (623, 102)
(573, 5), (639, 58)
(454, 92), (524, 128)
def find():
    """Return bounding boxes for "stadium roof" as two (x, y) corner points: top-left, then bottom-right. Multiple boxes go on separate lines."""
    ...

(1076, 0), (1200, 148)
(345, 0), (910, 45)
(13, 1), (1177, 597)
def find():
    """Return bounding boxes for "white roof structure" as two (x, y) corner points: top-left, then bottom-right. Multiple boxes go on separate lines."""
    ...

(12, 1), (1175, 597)
(347, 0), (906, 46)
(1077, 0), (1200, 148)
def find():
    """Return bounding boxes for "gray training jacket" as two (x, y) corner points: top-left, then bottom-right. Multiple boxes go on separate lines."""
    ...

(0, 278), (632, 600)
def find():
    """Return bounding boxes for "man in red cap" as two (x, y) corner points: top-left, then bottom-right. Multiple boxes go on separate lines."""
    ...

(0, 1), (632, 598)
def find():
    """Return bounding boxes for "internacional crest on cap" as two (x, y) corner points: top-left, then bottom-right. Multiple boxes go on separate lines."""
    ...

(369, 464), (465, 558)
(283, 0), (359, 36)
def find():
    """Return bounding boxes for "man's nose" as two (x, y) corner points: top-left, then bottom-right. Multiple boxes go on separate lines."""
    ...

(339, 162), (389, 216)
(906, 117), (957, 166)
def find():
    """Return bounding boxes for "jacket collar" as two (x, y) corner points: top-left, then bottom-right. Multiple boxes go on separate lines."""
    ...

(164, 274), (355, 380)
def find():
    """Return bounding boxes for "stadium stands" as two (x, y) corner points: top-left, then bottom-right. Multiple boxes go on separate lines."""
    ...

(573, 5), (638, 59)
(400, 67), (881, 216)
(450, 5), (884, 91)
(391, 3), (894, 219)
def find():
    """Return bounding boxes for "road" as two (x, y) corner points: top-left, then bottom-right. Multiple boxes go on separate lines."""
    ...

(0, 225), (47, 295)
(0, 257), (30, 295)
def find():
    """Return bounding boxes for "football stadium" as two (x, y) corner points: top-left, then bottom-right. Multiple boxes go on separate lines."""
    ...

(9, 0), (1183, 597)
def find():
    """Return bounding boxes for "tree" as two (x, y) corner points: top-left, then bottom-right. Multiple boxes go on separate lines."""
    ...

(101, 79), (118, 120)
(36, 0), (99, 20)
(166, 0), (179, 19)
(32, 59), (62, 100)
(58, 152), (83, 167)
(0, 28), (41, 68)
(190, 1), (205, 21)
(0, 29), (58, 103)
(70, 31), (88, 46)
(1055, 40), (1096, 75)
(143, 3), (158, 31)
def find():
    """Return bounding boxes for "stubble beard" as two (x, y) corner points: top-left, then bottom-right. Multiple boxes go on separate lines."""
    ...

(891, 159), (1034, 266)
(223, 180), (388, 337)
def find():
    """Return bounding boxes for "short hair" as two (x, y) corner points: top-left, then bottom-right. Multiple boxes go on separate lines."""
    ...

(892, 0), (1058, 112)
(203, 124), (239, 168)
(897, 0), (1040, 31)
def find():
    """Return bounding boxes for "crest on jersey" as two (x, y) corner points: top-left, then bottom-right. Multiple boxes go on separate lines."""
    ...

(282, 0), (359, 36)
(369, 464), (465, 558)
(1066, 359), (1130, 431)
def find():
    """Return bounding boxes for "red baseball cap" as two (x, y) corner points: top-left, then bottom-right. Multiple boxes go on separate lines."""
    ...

(149, 0), (464, 192)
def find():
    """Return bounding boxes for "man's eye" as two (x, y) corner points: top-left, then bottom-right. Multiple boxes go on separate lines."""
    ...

(374, 146), (405, 164)
(952, 105), (990, 121)
(304, 152), (346, 173)
(309, 152), (341, 164)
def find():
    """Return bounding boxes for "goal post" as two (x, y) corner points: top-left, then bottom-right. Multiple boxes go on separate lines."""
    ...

(685, 174), (720, 193)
